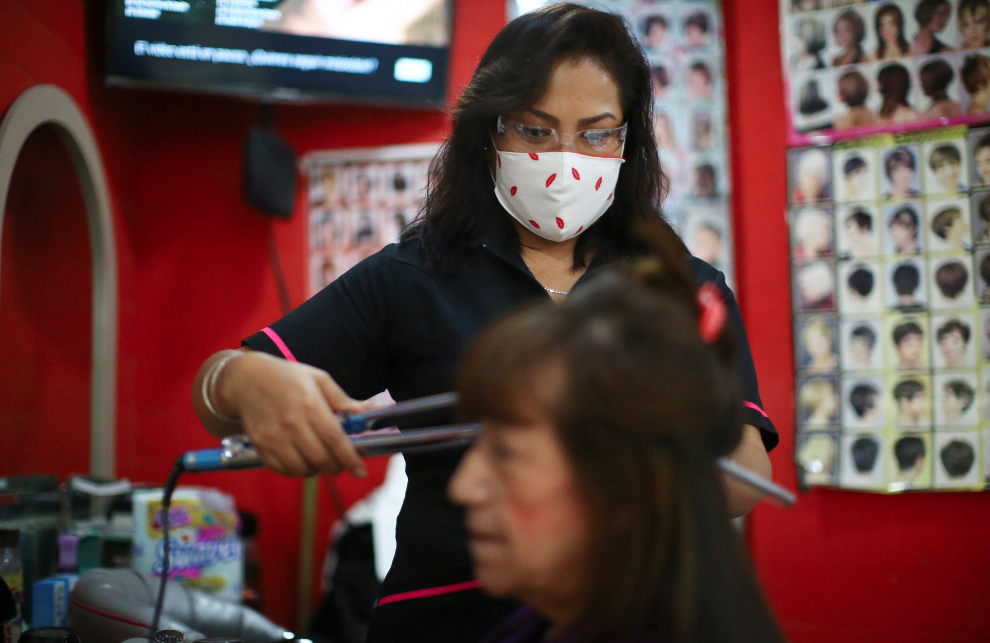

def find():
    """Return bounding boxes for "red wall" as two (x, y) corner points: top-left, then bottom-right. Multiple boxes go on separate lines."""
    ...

(1, 126), (93, 480)
(0, 0), (506, 627)
(723, 1), (990, 641)
(2, 0), (988, 637)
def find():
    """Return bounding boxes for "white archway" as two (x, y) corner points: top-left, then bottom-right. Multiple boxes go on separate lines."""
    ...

(0, 85), (117, 479)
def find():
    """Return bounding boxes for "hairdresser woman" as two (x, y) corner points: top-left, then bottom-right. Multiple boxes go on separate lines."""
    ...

(192, 5), (777, 641)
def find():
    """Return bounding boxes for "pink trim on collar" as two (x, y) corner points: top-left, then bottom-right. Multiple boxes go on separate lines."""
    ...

(378, 580), (481, 606)
(744, 401), (769, 419)
(261, 327), (298, 362)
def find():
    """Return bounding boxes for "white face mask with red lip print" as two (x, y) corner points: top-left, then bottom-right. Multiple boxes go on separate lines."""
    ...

(493, 148), (625, 242)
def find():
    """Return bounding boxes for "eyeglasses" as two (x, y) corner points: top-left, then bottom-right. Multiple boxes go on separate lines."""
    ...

(494, 115), (627, 157)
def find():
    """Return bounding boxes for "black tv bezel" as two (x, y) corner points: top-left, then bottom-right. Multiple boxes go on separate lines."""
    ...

(103, 0), (454, 109)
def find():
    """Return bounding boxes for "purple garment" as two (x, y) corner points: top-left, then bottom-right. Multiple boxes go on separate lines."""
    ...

(480, 607), (551, 643)
(481, 606), (661, 643)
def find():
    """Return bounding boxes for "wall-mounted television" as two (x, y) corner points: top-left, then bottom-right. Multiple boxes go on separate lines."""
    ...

(106, 0), (451, 107)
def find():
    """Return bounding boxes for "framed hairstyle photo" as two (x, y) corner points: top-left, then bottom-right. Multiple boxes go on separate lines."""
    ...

(931, 312), (978, 370)
(841, 432), (886, 489)
(887, 431), (932, 491)
(842, 375), (886, 428)
(796, 315), (841, 372)
(928, 253), (976, 310)
(834, 147), (879, 203)
(933, 430), (982, 488)
(841, 316), (885, 372)
(925, 197), (972, 253)
(839, 259), (884, 314)
(836, 203), (882, 259)
(797, 430), (841, 487)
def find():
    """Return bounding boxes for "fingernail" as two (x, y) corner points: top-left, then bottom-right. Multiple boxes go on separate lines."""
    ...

(354, 466), (367, 478)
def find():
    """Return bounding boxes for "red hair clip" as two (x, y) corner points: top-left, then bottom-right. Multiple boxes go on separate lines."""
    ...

(697, 282), (727, 344)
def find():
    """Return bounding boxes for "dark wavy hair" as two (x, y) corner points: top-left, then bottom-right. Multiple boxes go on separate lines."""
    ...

(878, 64), (913, 118)
(403, 4), (680, 274)
(875, 4), (909, 59)
(458, 228), (783, 642)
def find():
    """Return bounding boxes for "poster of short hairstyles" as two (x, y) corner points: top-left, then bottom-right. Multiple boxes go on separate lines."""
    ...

(303, 144), (435, 295)
(790, 124), (986, 492)
(511, 0), (737, 286)
(782, 0), (990, 145)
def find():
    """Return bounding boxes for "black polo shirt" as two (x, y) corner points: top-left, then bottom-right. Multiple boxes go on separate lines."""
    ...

(244, 224), (777, 642)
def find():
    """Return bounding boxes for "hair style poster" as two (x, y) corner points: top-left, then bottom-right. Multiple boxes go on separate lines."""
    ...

(783, 0), (990, 145)
(302, 144), (436, 296)
(509, 0), (736, 286)
(790, 123), (989, 492)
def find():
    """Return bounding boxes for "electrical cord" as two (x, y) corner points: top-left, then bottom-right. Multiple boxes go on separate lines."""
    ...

(265, 218), (292, 317)
(150, 456), (186, 636)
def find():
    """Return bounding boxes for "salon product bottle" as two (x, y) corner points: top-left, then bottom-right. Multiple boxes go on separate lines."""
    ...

(18, 628), (81, 643)
(153, 631), (186, 643)
(0, 530), (23, 643)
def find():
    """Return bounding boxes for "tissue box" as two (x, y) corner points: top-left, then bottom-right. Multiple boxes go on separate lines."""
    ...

(131, 487), (243, 602)
(31, 574), (77, 627)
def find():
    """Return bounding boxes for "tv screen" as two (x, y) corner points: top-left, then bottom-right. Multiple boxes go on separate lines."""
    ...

(106, 0), (451, 107)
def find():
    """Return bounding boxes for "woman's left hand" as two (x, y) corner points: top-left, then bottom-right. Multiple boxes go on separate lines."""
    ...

(722, 425), (772, 517)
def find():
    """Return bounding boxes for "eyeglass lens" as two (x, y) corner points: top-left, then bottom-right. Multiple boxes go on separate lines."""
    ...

(496, 117), (624, 156)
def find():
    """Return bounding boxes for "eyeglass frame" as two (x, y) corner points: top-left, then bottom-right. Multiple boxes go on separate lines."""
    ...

(493, 115), (628, 157)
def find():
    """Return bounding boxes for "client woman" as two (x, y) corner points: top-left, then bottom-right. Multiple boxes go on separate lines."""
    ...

(192, 4), (777, 640)
(451, 233), (785, 642)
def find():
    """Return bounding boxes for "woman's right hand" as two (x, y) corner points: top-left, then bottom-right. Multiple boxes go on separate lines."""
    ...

(205, 349), (370, 478)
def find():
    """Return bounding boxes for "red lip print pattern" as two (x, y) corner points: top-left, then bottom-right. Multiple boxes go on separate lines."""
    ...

(529, 153), (539, 161)
(529, 220), (540, 229)
(572, 167), (580, 180)
(510, 186), (517, 196)
(546, 173), (556, 188)
(607, 193), (612, 200)
(577, 225), (584, 233)
(556, 217), (564, 229)
(595, 177), (602, 191)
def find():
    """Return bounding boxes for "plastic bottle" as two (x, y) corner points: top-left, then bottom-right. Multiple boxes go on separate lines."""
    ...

(0, 530), (23, 643)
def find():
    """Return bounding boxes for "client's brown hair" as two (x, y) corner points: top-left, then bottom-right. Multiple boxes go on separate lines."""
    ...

(458, 224), (783, 642)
